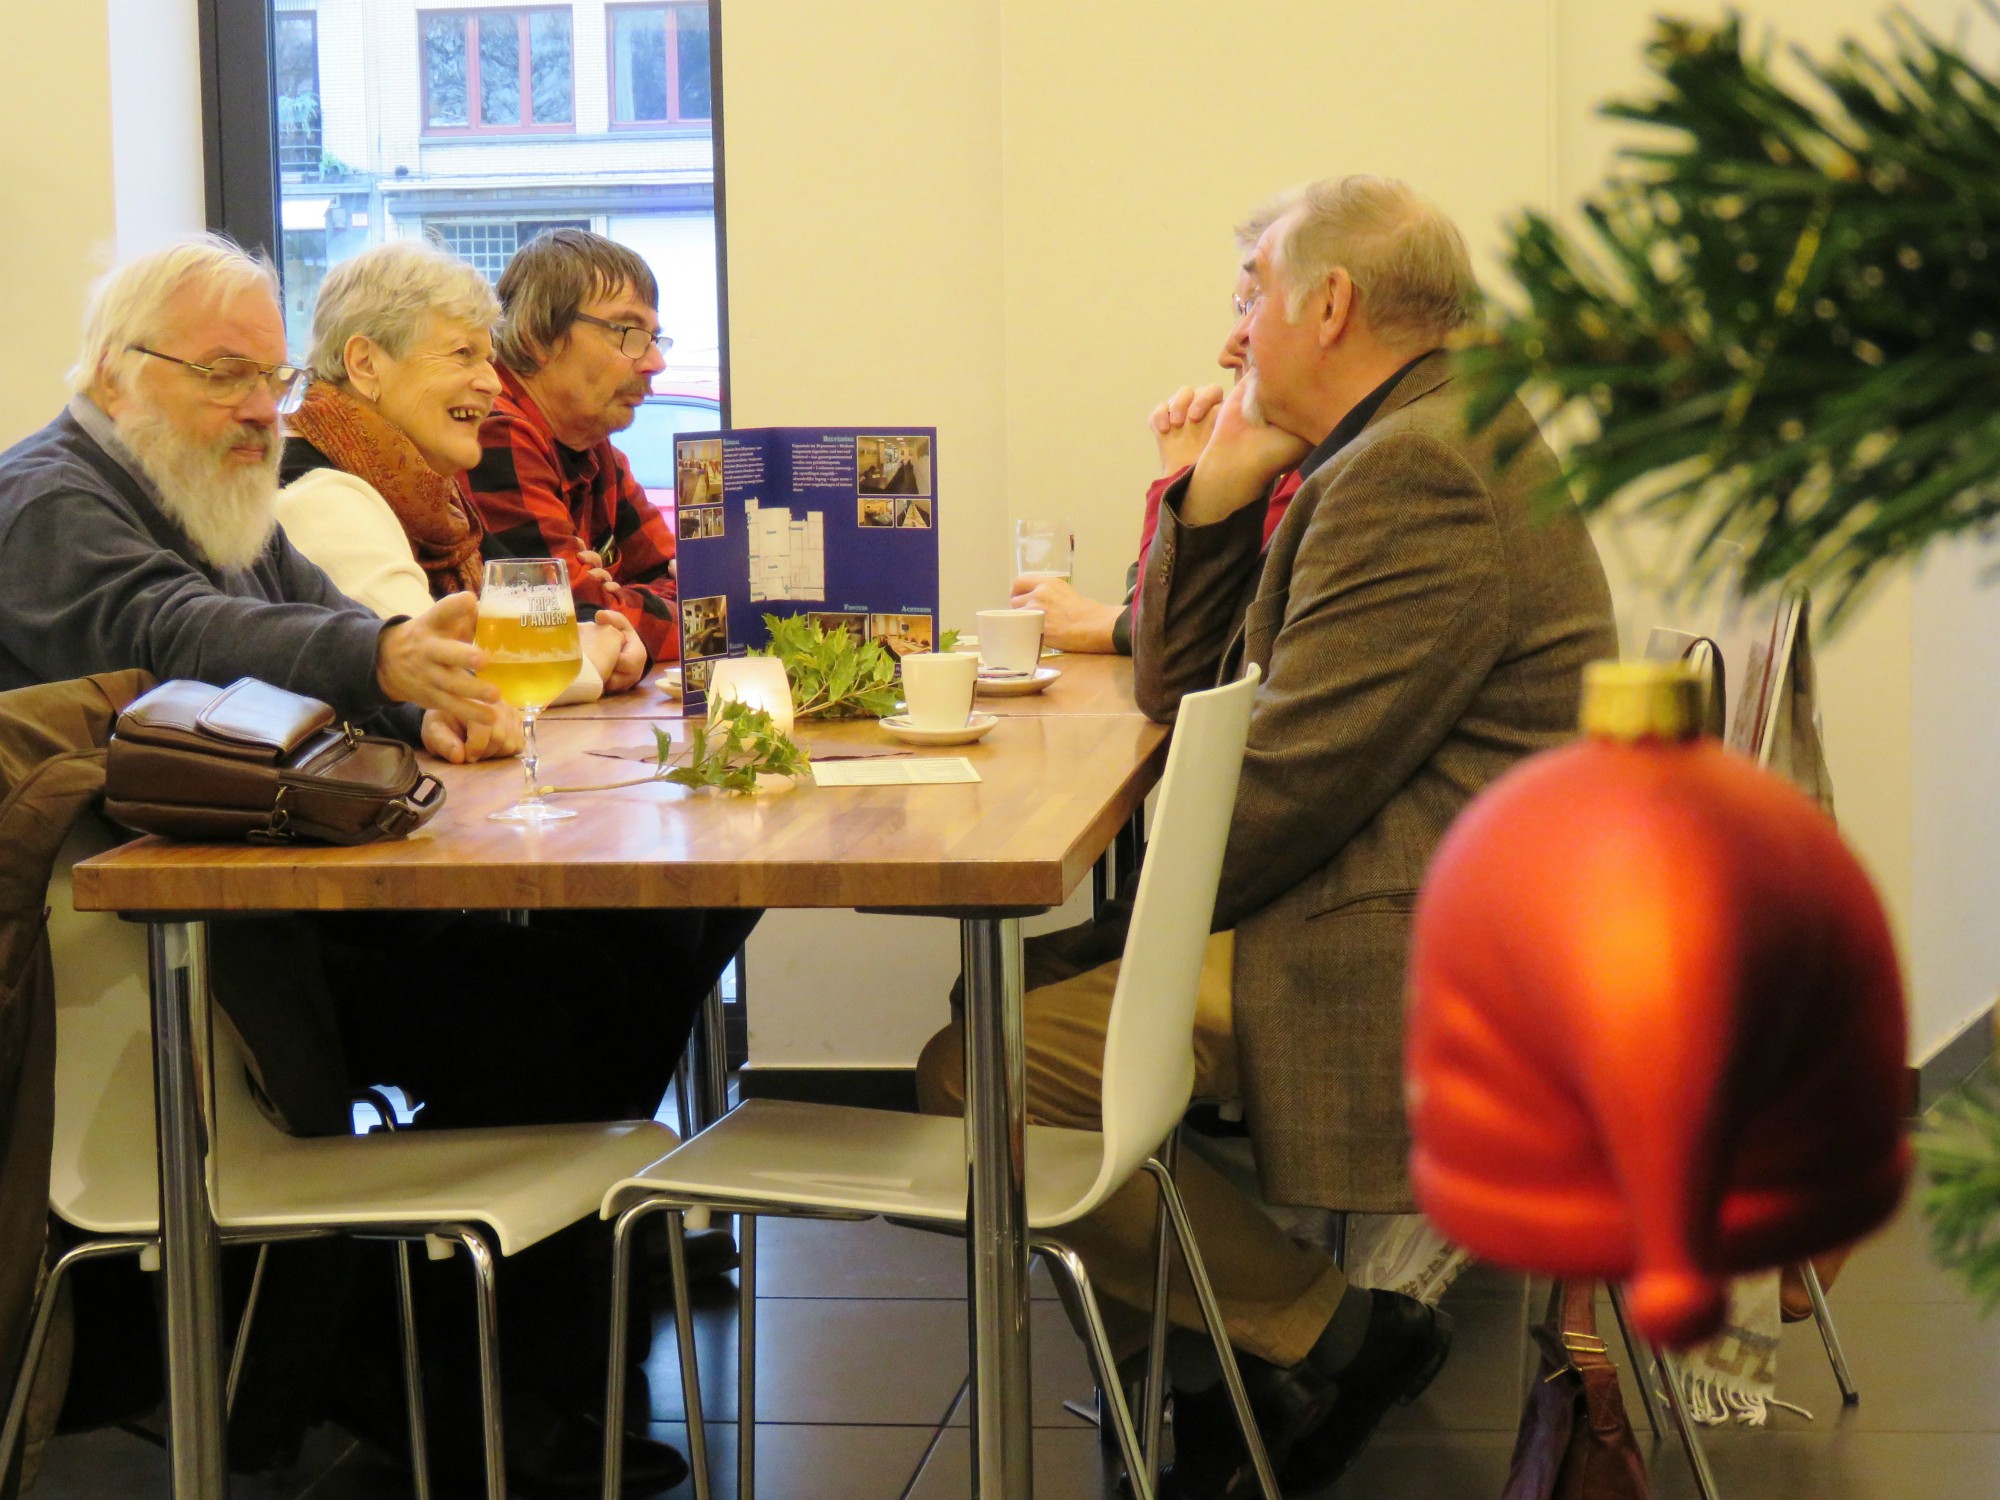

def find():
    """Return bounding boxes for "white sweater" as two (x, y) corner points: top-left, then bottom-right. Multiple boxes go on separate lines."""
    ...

(276, 467), (605, 703)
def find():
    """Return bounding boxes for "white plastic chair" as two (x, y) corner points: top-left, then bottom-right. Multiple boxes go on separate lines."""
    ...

(597, 666), (1272, 1500)
(2, 816), (678, 1500)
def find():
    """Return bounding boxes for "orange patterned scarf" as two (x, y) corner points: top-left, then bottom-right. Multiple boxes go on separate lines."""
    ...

(287, 380), (485, 598)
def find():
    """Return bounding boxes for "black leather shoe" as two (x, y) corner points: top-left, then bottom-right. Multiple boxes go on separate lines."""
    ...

(1279, 1292), (1453, 1492)
(1150, 1356), (1338, 1499)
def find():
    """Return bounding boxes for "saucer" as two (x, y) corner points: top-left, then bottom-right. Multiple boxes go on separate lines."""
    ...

(656, 668), (683, 699)
(975, 666), (1061, 697)
(879, 712), (999, 746)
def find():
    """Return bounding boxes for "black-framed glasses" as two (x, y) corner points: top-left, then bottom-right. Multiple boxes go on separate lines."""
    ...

(572, 314), (674, 360)
(128, 346), (308, 414)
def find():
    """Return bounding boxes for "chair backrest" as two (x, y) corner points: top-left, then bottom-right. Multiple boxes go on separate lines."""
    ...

(47, 814), (162, 1235)
(1089, 666), (1259, 1207)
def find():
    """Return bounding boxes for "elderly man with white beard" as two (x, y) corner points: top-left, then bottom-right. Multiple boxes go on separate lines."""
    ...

(0, 235), (515, 762)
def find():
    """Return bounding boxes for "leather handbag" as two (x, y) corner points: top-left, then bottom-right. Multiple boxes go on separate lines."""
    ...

(1501, 1281), (1651, 1500)
(104, 678), (444, 845)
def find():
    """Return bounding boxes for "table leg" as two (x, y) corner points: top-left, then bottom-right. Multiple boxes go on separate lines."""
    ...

(149, 920), (226, 1499)
(960, 917), (1032, 1500)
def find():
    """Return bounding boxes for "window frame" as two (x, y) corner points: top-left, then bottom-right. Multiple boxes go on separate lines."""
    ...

(273, 10), (323, 176)
(605, 2), (712, 130)
(419, 5), (577, 138)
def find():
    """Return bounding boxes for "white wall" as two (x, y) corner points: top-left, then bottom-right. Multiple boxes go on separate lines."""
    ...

(726, 0), (2000, 1068)
(6, 1), (1993, 1064)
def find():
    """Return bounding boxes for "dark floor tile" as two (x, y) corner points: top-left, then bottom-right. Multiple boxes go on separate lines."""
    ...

(649, 1296), (969, 1426)
(1671, 1429), (2000, 1500)
(1764, 1299), (2000, 1432)
(943, 1300), (1111, 1430)
(1320, 1431), (1517, 1498)
(1816, 1199), (1976, 1307)
(28, 1426), (168, 1499)
(754, 1214), (967, 1300)
(639, 1421), (940, 1500)
(907, 1424), (1121, 1500)
(1377, 1287), (1534, 1436)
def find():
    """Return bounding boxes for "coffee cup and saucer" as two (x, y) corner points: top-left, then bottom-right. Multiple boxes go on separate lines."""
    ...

(971, 609), (1061, 696)
(881, 650), (999, 746)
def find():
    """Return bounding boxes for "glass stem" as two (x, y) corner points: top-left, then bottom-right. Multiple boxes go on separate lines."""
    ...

(521, 709), (541, 804)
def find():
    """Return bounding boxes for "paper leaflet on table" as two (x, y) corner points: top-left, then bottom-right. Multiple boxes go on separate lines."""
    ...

(672, 427), (940, 712)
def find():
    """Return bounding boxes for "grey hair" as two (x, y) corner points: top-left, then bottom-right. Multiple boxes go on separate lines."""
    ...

(68, 233), (280, 396)
(494, 228), (659, 376)
(1255, 175), (1480, 348)
(308, 239), (500, 383)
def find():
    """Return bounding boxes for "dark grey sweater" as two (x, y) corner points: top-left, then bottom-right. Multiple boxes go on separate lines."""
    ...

(0, 399), (408, 730)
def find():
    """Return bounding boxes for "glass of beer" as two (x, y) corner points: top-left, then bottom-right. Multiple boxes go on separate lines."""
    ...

(476, 558), (582, 823)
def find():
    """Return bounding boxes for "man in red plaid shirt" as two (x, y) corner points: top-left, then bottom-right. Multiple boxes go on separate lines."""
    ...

(468, 229), (681, 663)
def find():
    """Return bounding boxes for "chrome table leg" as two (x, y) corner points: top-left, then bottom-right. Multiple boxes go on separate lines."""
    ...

(960, 916), (1032, 1500)
(150, 919), (226, 1499)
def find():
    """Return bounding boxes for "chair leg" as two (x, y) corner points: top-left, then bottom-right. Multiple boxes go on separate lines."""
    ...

(737, 1215), (757, 1500)
(393, 1242), (434, 1500)
(1653, 1341), (1723, 1500)
(665, 1209), (715, 1500)
(1143, 1158), (1282, 1500)
(1139, 1130), (1178, 1487)
(445, 1228), (507, 1500)
(1606, 1283), (1666, 1442)
(1800, 1260), (1859, 1404)
(1032, 1241), (1156, 1500)
(0, 1237), (150, 1481)
(223, 1243), (270, 1420)
(605, 1199), (674, 1500)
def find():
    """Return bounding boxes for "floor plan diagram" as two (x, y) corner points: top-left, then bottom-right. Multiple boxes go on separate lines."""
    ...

(744, 498), (827, 602)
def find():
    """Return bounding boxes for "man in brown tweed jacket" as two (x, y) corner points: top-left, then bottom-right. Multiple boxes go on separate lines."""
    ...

(923, 176), (1616, 1495)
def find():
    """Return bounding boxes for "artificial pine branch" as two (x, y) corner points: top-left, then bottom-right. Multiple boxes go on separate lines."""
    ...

(1922, 1073), (2000, 1310)
(1463, 7), (2000, 625)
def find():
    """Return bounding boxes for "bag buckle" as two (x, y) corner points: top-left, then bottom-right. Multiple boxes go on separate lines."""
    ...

(249, 785), (296, 845)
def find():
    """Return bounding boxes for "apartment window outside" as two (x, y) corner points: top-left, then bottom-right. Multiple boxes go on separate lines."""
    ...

(429, 218), (591, 282)
(608, 4), (710, 126)
(275, 12), (322, 175)
(422, 7), (575, 134)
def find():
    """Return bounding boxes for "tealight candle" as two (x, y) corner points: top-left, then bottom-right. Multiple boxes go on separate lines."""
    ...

(705, 655), (796, 737)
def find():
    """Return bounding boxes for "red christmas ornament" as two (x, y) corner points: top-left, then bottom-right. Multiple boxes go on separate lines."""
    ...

(1406, 664), (1908, 1348)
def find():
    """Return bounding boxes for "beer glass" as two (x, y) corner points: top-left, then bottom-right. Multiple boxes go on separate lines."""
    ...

(476, 558), (582, 823)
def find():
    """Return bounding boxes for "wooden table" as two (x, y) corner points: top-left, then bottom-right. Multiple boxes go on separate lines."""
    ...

(74, 653), (1161, 1500)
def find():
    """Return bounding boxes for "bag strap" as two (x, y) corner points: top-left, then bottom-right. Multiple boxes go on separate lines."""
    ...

(1555, 1281), (1613, 1369)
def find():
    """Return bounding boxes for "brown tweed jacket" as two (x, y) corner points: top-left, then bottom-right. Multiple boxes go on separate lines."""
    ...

(1134, 351), (1617, 1211)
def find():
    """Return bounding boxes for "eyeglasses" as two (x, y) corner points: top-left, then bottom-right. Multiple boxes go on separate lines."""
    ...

(1232, 290), (1264, 319)
(129, 347), (308, 414)
(573, 314), (674, 361)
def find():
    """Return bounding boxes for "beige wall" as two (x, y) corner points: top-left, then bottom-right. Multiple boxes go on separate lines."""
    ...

(0, 2), (117, 444)
(729, 0), (1994, 1068)
(2, 1), (1988, 1063)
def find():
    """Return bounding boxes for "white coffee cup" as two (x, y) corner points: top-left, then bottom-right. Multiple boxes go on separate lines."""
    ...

(900, 651), (979, 730)
(976, 609), (1044, 676)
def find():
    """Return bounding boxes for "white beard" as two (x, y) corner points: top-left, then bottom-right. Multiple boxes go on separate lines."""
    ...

(115, 400), (282, 572)
(1239, 365), (1268, 428)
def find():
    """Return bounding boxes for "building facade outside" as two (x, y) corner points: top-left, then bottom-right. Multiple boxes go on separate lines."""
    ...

(274, 0), (720, 402)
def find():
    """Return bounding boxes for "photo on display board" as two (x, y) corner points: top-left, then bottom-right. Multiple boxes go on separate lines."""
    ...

(674, 507), (725, 540)
(893, 496), (933, 529)
(869, 612), (934, 658)
(681, 593), (730, 658)
(857, 496), (896, 528)
(676, 439), (724, 508)
(807, 611), (869, 644)
(856, 434), (933, 497)
(683, 658), (714, 694)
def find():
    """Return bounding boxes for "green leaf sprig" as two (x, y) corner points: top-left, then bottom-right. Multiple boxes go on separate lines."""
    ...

(752, 613), (960, 720)
(537, 701), (810, 798)
(1922, 1070), (2000, 1311)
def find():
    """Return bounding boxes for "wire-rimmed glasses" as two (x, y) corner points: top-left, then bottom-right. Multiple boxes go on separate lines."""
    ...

(572, 314), (675, 361)
(126, 346), (308, 414)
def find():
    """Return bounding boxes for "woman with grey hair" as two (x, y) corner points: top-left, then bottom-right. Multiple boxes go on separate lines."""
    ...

(276, 239), (646, 700)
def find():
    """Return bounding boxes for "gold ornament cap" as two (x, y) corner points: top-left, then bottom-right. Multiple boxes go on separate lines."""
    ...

(1580, 660), (1702, 742)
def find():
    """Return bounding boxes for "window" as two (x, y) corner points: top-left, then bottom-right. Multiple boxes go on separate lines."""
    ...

(609, 4), (710, 126)
(275, 12), (321, 175)
(429, 218), (590, 281)
(422, 8), (574, 134)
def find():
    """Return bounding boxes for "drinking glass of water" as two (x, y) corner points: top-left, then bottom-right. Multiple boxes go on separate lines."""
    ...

(1013, 517), (1074, 583)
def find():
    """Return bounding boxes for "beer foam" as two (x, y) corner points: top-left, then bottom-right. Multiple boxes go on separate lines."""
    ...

(476, 589), (569, 619)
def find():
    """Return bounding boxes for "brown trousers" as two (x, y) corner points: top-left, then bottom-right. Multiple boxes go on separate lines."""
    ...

(916, 934), (1346, 1367)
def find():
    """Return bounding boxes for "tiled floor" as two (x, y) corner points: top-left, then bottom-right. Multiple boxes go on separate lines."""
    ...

(32, 1145), (2000, 1497)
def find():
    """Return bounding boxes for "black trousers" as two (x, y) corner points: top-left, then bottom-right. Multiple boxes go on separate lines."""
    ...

(201, 905), (760, 1470)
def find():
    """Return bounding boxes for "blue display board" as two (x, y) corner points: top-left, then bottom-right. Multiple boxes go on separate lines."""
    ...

(671, 427), (939, 708)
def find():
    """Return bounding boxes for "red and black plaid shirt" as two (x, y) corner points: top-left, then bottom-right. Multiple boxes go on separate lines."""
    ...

(467, 366), (680, 663)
